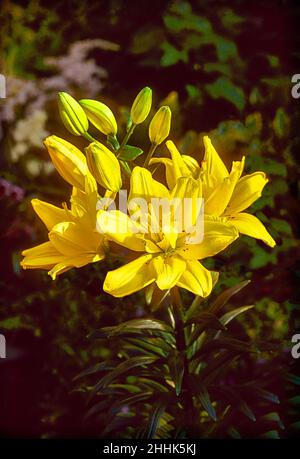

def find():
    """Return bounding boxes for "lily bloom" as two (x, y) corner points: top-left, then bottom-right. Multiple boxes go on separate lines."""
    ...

(21, 176), (107, 279)
(97, 167), (238, 298)
(150, 136), (275, 247)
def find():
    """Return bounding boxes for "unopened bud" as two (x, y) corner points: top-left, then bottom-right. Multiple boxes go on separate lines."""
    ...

(130, 87), (152, 125)
(86, 142), (122, 192)
(80, 99), (117, 136)
(149, 106), (171, 145)
(58, 92), (88, 136)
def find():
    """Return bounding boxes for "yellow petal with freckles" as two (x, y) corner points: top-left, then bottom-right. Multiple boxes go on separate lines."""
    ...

(177, 260), (213, 297)
(97, 210), (145, 251)
(202, 136), (228, 185)
(153, 255), (186, 290)
(225, 172), (268, 215)
(177, 218), (238, 260)
(32, 199), (70, 231)
(103, 254), (155, 297)
(229, 213), (276, 247)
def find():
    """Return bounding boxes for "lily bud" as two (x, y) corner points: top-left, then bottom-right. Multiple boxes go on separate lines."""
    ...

(57, 92), (89, 136)
(86, 142), (122, 192)
(79, 99), (117, 136)
(44, 135), (88, 191)
(130, 87), (152, 125)
(149, 106), (171, 145)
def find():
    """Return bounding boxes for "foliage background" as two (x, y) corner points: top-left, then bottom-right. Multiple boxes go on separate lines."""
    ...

(0, 0), (299, 437)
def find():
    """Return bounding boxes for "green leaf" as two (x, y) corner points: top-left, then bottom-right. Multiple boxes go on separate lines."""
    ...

(246, 386), (280, 404)
(262, 412), (285, 430)
(209, 280), (251, 316)
(205, 77), (245, 111)
(186, 311), (227, 329)
(219, 305), (254, 327)
(289, 396), (300, 405)
(198, 388), (217, 421)
(118, 145), (144, 161)
(227, 426), (241, 439)
(168, 349), (185, 396)
(160, 42), (188, 66)
(286, 373), (300, 386)
(91, 356), (159, 397)
(125, 337), (170, 358)
(90, 319), (174, 341)
(0, 316), (23, 329)
(260, 430), (280, 439)
(272, 107), (290, 138)
(147, 399), (167, 439)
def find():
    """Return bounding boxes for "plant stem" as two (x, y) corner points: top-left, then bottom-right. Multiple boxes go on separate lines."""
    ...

(83, 132), (97, 143)
(171, 287), (197, 437)
(143, 143), (157, 167)
(117, 123), (136, 156)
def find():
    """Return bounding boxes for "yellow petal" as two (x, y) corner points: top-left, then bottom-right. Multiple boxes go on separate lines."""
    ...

(153, 255), (186, 290)
(21, 241), (64, 269)
(48, 253), (104, 280)
(96, 210), (145, 251)
(182, 155), (200, 177)
(44, 135), (89, 191)
(50, 221), (102, 256)
(103, 254), (155, 297)
(171, 176), (203, 230)
(129, 166), (169, 203)
(166, 140), (193, 178)
(229, 213), (276, 247)
(149, 157), (176, 189)
(205, 158), (245, 216)
(225, 172), (268, 215)
(202, 136), (228, 185)
(177, 260), (213, 297)
(31, 199), (69, 231)
(177, 217), (238, 260)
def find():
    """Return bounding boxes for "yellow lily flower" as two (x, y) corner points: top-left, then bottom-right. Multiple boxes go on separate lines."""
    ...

(97, 167), (238, 298)
(150, 136), (275, 247)
(21, 175), (106, 279)
(44, 135), (93, 192)
(86, 142), (122, 192)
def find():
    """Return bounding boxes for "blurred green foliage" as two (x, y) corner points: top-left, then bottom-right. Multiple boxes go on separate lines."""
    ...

(0, 0), (299, 437)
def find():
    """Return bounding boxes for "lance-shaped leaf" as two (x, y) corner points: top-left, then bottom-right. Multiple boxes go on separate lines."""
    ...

(198, 388), (217, 421)
(219, 305), (254, 327)
(147, 398), (168, 439)
(209, 280), (251, 315)
(90, 318), (174, 339)
(168, 349), (185, 396)
(90, 356), (159, 397)
(118, 145), (144, 161)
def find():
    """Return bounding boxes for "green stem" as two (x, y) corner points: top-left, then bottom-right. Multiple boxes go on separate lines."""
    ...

(117, 123), (136, 156)
(171, 287), (197, 437)
(143, 143), (157, 168)
(83, 132), (97, 143)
